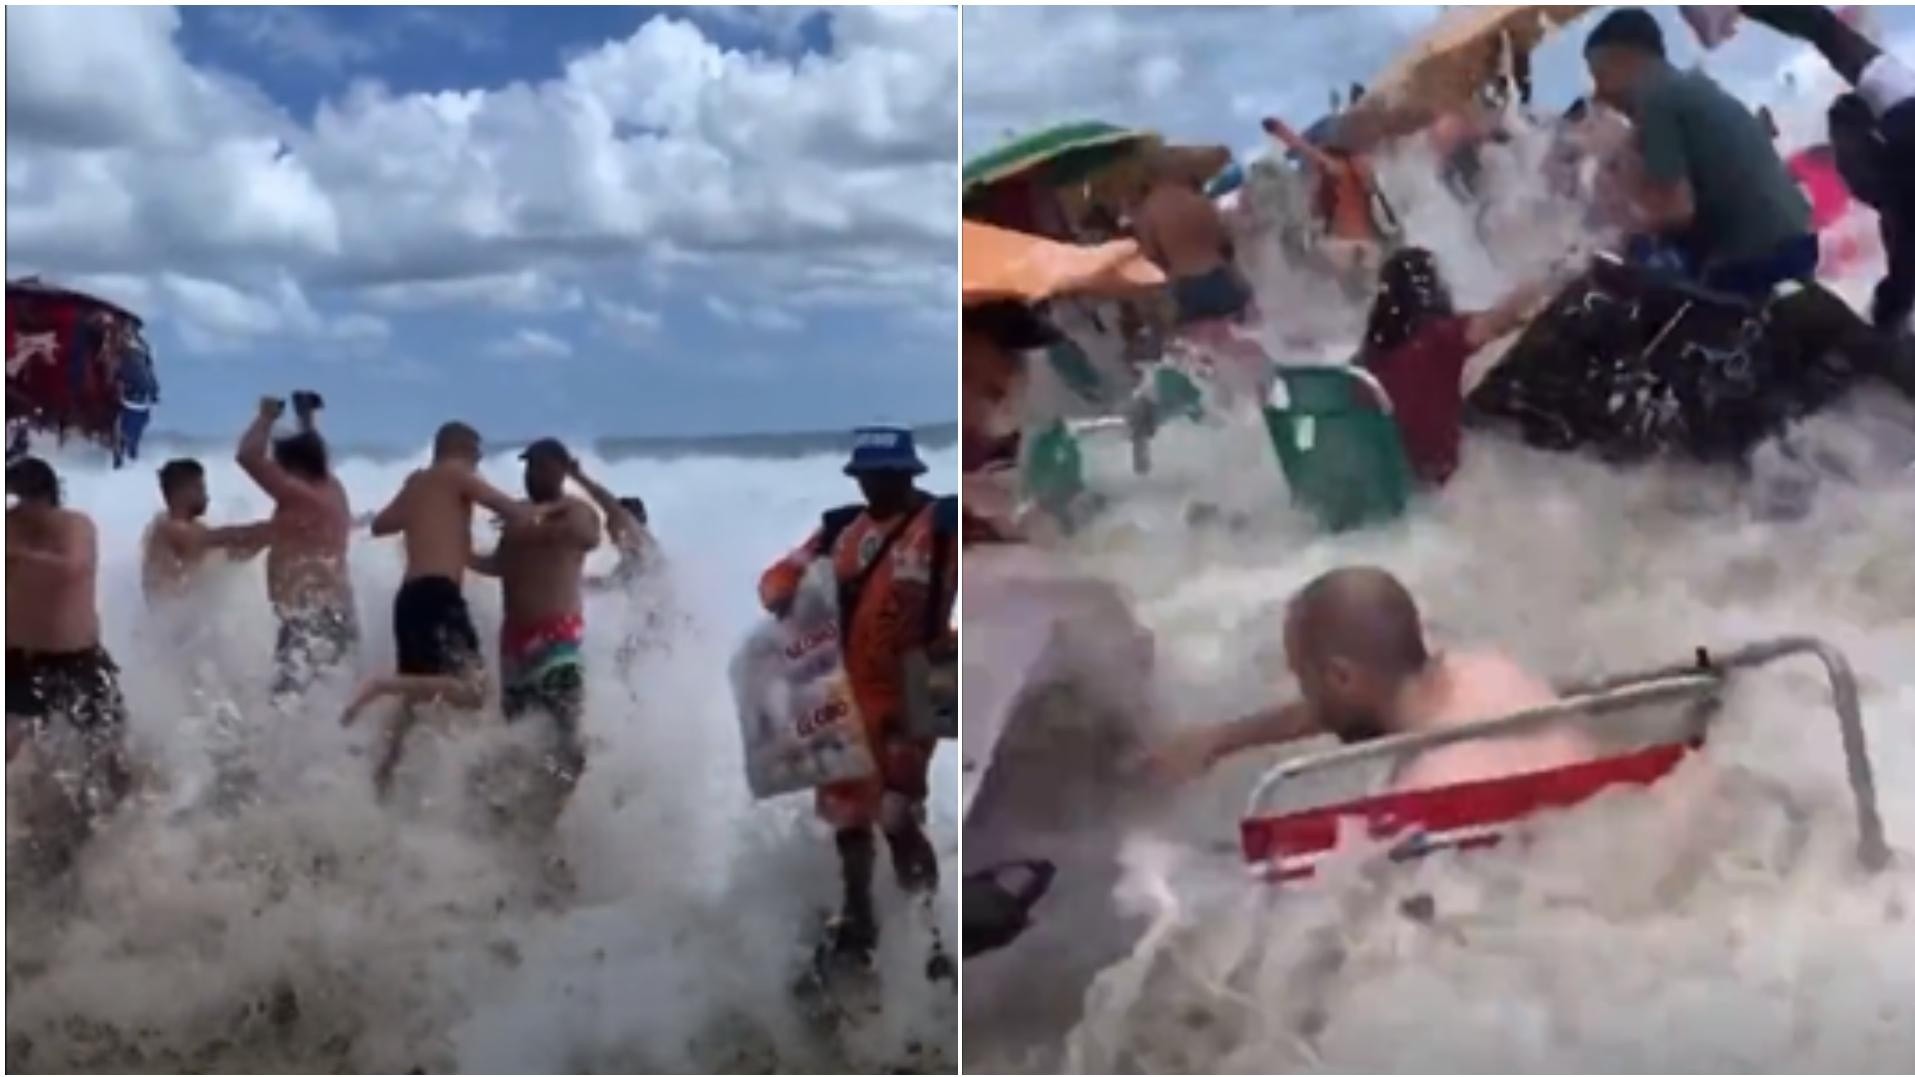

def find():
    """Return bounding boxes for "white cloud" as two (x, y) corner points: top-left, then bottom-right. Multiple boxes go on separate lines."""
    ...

(594, 300), (664, 342)
(705, 295), (802, 333)
(5, 5), (956, 373)
(363, 271), (585, 313)
(488, 328), (573, 362)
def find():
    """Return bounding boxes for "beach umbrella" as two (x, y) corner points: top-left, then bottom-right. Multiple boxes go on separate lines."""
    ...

(1366, 5), (1592, 114)
(961, 220), (1164, 308)
(962, 121), (1156, 196)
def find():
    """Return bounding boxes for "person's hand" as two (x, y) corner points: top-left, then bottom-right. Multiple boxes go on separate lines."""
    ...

(292, 390), (322, 423)
(258, 396), (286, 421)
(1138, 727), (1223, 784)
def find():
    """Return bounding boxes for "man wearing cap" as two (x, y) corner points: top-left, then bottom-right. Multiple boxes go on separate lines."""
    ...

(469, 438), (602, 820)
(759, 426), (959, 961)
(1584, 8), (1817, 296)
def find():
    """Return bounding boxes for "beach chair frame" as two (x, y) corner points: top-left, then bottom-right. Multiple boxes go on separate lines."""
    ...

(1240, 637), (1887, 880)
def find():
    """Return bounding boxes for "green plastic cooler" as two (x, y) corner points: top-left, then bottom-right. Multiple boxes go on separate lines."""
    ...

(1261, 365), (1412, 532)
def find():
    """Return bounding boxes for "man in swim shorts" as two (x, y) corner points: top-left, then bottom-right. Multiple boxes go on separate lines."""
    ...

(1149, 566), (1597, 792)
(7, 456), (131, 869)
(1132, 149), (1254, 326)
(347, 421), (537, 795)
(236, 394), (359, 696)
(470, 438), (602, 812)
(760, 427), (958, 961)
(142, 457), (271, 604)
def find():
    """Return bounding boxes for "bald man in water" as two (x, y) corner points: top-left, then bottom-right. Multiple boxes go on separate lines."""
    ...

(1150, 567), (1597, 791)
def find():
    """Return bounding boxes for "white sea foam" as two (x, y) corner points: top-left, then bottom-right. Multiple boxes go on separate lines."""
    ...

(5, 438), (959, 1073)
(964, 106), (1915, 1073)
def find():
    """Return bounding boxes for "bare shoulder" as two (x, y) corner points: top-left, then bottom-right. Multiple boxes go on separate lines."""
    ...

(1449, 649), (1557, 700)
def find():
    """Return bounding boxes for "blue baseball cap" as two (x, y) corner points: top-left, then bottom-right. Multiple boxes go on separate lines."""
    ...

(844, 425), (926, 477)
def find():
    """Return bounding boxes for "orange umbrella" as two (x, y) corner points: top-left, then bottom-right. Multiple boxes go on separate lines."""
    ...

(1368, 5), (1591, 114)
(961, 220), (1165, 308)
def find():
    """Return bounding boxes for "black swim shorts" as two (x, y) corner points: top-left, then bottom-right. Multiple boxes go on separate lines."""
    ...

(6, 645), (130, 734)
(392, 575), (481, 677)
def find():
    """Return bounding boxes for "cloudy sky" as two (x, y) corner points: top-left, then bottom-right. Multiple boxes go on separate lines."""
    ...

(963, 5), (1915, 163)
(7, 5), (957, 443)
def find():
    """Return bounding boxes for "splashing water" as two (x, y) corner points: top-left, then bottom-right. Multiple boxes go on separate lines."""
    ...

(5, 439), (959, 1073)
(964, 111), (1915, 1073)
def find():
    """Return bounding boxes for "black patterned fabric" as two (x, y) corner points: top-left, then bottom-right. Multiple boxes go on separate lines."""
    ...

(1467, 258), (1887, 463)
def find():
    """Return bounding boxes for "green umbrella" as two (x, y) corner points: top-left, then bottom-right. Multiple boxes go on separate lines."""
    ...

(962, 121), (1154, 196)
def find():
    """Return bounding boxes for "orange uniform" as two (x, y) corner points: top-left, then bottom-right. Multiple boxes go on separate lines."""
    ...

(759, 495), (957, 828)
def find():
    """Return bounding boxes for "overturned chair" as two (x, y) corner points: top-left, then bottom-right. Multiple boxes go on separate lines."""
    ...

(1240, 638), (1889, 882)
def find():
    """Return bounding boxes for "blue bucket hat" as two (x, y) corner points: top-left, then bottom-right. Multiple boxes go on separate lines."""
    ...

(844, 425), (926, 477)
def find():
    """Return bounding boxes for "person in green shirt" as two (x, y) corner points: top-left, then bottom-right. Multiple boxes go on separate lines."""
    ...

(1584, 8), (1817, 297)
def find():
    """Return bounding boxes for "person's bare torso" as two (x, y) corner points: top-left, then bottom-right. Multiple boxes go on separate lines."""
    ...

(1136, 183), (1231, 278)
(141, 513), (204, 604)
(399, 466), (480, 581)
(1391, 650), (1598, 792)
(267, 476), (353, 615)
(6, 509), (101, 653)
(495, 497), (591, 625)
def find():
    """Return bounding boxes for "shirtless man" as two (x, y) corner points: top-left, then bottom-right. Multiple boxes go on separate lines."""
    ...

(345, 421), (535, 794)
(142, 458), (270, 603)
(1132, 150), (1253, 327)
(1150, 567), (1597, 791)
(6, 457), (131, 864)
(470, 439), (602, 813)
(236, 395), (358, 695)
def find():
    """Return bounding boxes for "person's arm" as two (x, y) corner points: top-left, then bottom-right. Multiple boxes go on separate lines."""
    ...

(1463, 276), (1561, 349)
(1262, 117), (1346, 176)
(565, 463), (639, 541)
(1873, 214), (1914, 332)
(369, 475), (413, 538)
(236, 397), (316, 506)
(759, 528), (823, 618)
(1629, 97), (1698, 234)
(205, 520), (273, 560)
(457, 471), (539, 529)
(1145, 700), (1321, 781)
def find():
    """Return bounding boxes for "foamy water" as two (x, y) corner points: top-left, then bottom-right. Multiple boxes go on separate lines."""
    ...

(5, 438), (959, 1073)
(964, 110), (1915, 1072)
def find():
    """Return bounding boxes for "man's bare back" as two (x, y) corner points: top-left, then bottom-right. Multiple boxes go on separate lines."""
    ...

(1135, 181), (1233, 278)
(373, 464), (500, 580)
(7, 508), (101, 653)
(1389, 650), (1599, 792)
(236, 399), (354, 617)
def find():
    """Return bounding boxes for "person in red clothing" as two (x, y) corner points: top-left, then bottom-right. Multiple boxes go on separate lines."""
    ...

(758, 427), (958, 963)
(1357, 247), (1559, 485)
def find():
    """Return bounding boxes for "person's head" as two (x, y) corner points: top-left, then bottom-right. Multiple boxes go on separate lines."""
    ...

(1283, 566), (1431, 744)
(618, 496), (648, 526)
(6, 455), (60, 509)
(1584, 8), (1666, 111)
(843, 426), (925, 514)
(158, 458), (208, 518)
(433, 421), (483, 468)
(273, 430), (330, 483)
(1363, 246), (1454, 357)
(519, 437), (571, 503)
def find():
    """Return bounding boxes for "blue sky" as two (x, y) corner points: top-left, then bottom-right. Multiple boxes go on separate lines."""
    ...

(7, 6), (956, 445)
